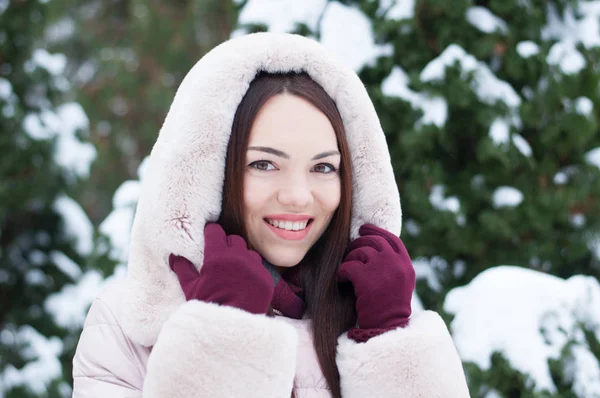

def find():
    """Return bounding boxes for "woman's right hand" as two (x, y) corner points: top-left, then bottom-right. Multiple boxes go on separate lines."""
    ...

(169, 223), (274, 315)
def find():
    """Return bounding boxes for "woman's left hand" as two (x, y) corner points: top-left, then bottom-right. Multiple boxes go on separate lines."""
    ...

(338, 224), (416, 330)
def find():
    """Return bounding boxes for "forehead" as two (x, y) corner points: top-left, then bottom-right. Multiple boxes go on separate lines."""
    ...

(248, 94), (338, 151)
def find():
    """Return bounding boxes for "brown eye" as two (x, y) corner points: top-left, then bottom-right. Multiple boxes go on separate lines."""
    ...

(313, 163), (337, 174)
(249, 160), (276, 171)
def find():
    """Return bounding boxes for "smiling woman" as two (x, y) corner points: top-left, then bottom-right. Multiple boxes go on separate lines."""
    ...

(218, 73), (356, 395)
(72, 32), (470, 398)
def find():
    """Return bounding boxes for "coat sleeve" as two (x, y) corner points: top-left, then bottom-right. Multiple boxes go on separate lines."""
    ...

(336, 310), (471, 398)
(143, 300), (298, 397)
(73, 287), (298, 398)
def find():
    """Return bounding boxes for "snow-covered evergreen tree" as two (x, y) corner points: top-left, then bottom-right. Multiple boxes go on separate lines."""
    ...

(0, 1), (96, 396)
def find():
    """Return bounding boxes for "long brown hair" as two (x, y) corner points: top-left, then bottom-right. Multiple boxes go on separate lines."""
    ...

(218, 72), (356, 398)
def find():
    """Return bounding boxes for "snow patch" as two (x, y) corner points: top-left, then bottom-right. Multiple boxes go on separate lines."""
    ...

(0, 326), (63, 395)
(49, 251), (82, 280)
(53, 195), (93, 256)
(379, 0), (415, 20)
(382, 66), (448, 127)
(574, 97), (593, 117)
(45, 266), (126, 330)
(542, 2), (600, 49)
(512, 134), (532, 157)
(516, 41), (540, 58)
(547, 42), (586, 75)
(421, 44), (521, 109)
(489, 118), (510, 145)
(23, 103), (96, 179)
(320, 2), (393, 71)
(236, 0), (327, 34)
(493, 186), (523, 208)
(413, 257), (442, 292)
(466, 7), (508, 34)
(585, 147), (600, 169)
(429, 185), (460, 213)
(31, 49), (67, 76)
(445, 266), (600, 394)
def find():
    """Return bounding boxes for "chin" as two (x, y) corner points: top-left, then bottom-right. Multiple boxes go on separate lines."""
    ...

(262, 247), (307, 268)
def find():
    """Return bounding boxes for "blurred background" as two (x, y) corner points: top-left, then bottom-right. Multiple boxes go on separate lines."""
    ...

(2, 0), (600, 396)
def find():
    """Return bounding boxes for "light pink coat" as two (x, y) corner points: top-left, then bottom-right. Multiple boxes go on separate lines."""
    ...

(73, 280), (470, 397)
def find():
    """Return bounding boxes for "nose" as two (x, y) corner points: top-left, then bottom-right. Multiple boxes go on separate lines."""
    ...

(277, 175), (314, 209)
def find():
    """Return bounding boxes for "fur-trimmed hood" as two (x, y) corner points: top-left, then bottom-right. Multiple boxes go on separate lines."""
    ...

(122, 32), (402, 347)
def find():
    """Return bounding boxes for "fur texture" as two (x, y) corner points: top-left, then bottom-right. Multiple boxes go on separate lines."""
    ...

(121, 32), (402, 346)
(336, 311), (471, 397)
(144, 300), (298, 397)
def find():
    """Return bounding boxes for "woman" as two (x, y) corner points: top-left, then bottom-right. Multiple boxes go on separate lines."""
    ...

(73, 33), (470, 398)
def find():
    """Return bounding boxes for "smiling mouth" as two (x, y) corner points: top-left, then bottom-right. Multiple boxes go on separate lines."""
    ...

(263, 218), (314, 231)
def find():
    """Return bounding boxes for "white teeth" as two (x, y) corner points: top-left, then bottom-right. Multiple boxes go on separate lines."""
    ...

(266, 219), (309, 231)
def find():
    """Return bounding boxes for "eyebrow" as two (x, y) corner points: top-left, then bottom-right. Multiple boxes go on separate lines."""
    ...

(248, 146), (341, 161)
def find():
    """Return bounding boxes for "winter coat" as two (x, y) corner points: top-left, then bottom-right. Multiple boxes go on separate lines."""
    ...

(72, 32), (471, 398)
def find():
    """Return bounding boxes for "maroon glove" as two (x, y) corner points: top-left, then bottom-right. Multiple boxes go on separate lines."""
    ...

(169, 223), (274, 315)
(338, 224), (416, 340)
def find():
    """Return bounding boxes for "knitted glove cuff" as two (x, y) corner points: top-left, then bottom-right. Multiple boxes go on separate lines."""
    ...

(347, 319), (410, 343)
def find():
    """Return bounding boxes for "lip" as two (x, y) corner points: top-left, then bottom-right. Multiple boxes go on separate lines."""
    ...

(263, 218), (313, 241)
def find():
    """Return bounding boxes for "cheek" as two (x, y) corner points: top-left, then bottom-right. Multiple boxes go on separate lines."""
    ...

(317, 180), (342, 215)
(243, 175), (273, 218)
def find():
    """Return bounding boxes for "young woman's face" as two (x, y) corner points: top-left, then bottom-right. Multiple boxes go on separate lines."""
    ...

(243, 93), (342, 268)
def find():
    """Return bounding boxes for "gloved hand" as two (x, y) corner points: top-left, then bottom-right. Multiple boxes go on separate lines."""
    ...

(338, 224), (416, 331)
(169, 223), (274, 315)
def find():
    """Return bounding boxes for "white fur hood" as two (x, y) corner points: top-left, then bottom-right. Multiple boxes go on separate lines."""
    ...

(121, 32), (402, 347)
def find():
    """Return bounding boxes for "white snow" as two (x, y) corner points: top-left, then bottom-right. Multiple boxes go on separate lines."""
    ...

(23, 104), (96, 179)
(554, 172), (568, 185)
(49, 250), (82, 280)
(413, 257), (442, 292)
(512, 134), (532, 157)
(493, 186), (523, 208)
(574, 97), (593, 117)
(0, 326), (63, 395)
(55, 103), (97, 179)
(31, 49), (67, 76)
(429, 185), (460, 213)
(465, 7), (508, 34)
(25, 269), (46, 286)
(542, 2), (600, 49)
(112, 179), (141, 208)
(45, 17), (76, 43)
(569, 213), (586, 229)
(138, 156), (151, 180)
(0, 77), (12, 100)
(379, 0), (415, 20)
(45, 266), (126, 330)
(53, 195), (93, 256)
(236, 0), (327, 34)
(320, 2), (393, 71)
(23, 110), (60, 140)
(99, 178), (142, 263)
(489, 118), (510, 145)
(0, 0), (8, 16)
(547, 42), (586, 75)
(382, 66), (448, 127)
(516, 41), (540, 58)
(404, 219), (421, 236)
(568, 344), (600, 397)
(445, 266), (600, 394)
(421, 44), (521, 109)
(585, 147), (600, 169)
